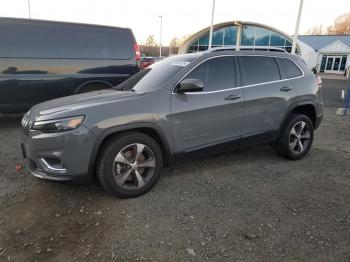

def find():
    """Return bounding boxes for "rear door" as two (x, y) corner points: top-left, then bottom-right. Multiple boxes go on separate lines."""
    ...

(238, 55), (298, 138)
(170, 55), (244, 153)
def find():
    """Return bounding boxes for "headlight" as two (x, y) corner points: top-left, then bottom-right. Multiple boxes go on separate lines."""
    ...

(31, 116), (85, 133)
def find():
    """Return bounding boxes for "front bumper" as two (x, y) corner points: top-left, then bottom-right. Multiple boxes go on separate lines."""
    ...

(24, 157), (90, 183)
(21, 125), (96, 183)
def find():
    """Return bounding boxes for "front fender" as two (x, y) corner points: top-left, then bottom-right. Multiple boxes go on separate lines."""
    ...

(87, 122), (173, 177)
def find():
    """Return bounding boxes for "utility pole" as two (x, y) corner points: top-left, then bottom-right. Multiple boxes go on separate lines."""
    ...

(27, 0), (32, 19)
(208, 0), (216, 49)
(292, 0), (304, 54)
(159, 16), (163, 59)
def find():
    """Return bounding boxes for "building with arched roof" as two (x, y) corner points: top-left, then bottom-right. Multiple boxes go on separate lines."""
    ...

(178, 21), (317, 70)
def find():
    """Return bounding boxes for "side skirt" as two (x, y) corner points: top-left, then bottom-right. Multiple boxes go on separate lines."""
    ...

(173, 131), (279, 165)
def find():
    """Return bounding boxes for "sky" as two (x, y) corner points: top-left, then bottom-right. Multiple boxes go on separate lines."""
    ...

(0, 0), (349, 45)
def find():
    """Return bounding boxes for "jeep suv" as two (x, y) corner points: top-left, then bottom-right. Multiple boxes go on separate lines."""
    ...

(21, 49), (323, 198)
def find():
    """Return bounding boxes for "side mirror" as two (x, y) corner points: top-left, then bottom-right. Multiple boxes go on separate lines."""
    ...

(176, 78), (204, 93)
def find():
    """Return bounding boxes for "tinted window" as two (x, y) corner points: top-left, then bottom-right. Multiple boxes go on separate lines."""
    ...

(277, 58), (302, 79)
(340, 56), (347, 71)
(187, 25), (300, 54)
(0, 22), (132, 59)
(212, 26), (237, 46)
(254, 27), (270, 46)
(241, 26), (255, 46)
(270, 33), (286, 46)
(184, 56), (235, 92)
(188, 26), (237, 52)
(240, 56), (280, 85)
(198, 35), (209, 46)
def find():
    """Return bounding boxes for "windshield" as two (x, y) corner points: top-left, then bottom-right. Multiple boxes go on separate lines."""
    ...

(116, 54), (199, 92)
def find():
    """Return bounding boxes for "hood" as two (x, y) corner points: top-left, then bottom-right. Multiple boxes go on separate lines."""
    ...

(29, 89), (143, 119)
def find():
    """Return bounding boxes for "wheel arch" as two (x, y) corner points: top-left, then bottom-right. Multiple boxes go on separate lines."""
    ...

(74, 80), (114, 94)
(88, 123), (173, 178)
(290, 104), (317, 127)
(278, 101), (317, 140)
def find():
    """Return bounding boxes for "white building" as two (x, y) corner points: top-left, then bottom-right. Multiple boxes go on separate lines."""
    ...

(298, 35), (350, 75)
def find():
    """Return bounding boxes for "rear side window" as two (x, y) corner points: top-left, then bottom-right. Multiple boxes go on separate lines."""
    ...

(239, 56), (280, 85)
(184, 56), (235, 92)
(0, 22), (132, 59)
(276, 58), (303, 79)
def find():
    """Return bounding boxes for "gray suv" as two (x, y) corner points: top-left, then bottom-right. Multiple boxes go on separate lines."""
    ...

(21, 49), (323, 198)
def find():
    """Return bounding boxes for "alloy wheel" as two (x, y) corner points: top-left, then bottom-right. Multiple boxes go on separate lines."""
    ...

(289, 121), (311, 154)
(112, 143), (156, 190)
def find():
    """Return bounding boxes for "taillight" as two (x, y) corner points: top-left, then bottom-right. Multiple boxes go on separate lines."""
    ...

(133, 43), (141, 61)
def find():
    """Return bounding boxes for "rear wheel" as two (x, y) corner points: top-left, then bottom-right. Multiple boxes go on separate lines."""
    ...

(276, 114), (314, 160)
(96, 132), (163, 198)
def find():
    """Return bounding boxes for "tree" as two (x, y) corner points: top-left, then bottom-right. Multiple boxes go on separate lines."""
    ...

(305, 13), (350, 35)
(169, 37), (179, 47)
(305, 24), (324, 35)
(168, 35), (191, 54)
(145, 35), (157, 47)
(327, 13), (350, 34)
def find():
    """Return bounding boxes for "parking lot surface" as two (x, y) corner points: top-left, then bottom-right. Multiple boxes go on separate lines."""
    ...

(0, 79), (349, 261)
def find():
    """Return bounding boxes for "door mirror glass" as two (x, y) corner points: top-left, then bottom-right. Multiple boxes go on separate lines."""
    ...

(177, 78), (204, 93)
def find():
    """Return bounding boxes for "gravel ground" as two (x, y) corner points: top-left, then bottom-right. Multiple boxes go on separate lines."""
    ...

(0, 79), (349, 261)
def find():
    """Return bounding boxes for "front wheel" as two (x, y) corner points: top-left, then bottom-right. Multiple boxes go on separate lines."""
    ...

(96, 132), (163, 198)
(276, 114), (314, 160)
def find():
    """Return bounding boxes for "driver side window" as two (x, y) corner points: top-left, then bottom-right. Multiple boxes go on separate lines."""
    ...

(184, 56), (236, 92)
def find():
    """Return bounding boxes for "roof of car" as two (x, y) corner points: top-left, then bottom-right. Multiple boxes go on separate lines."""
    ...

(200, 49), (301, 60)
(0, 17), (129, 31)
(161, 50), (303, 67)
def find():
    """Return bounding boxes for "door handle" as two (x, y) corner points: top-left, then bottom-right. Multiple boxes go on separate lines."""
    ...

(280, 86), (293, 92)
(225, 94), (241, 101)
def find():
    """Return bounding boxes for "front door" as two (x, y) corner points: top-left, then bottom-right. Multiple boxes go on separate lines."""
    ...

(324, 55), (348, 74)
(170, 56), (243, 154)
(325, 56), (334, 72)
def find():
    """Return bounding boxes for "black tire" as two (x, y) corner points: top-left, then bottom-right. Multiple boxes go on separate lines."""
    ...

(276, 113), (314, 160)
(96, 132), (163, 198)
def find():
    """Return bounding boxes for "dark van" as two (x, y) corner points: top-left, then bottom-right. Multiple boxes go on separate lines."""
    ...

(0, 17), (140, 113)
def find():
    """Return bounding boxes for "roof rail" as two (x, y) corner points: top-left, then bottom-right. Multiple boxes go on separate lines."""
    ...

(206, 46), (288, 53)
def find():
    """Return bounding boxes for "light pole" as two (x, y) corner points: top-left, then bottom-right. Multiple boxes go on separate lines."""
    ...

(159, 16), (163, 59)
(292, 0), (304, 54)
(208, 0), (216, 49)
(27, 0), (32, 19)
